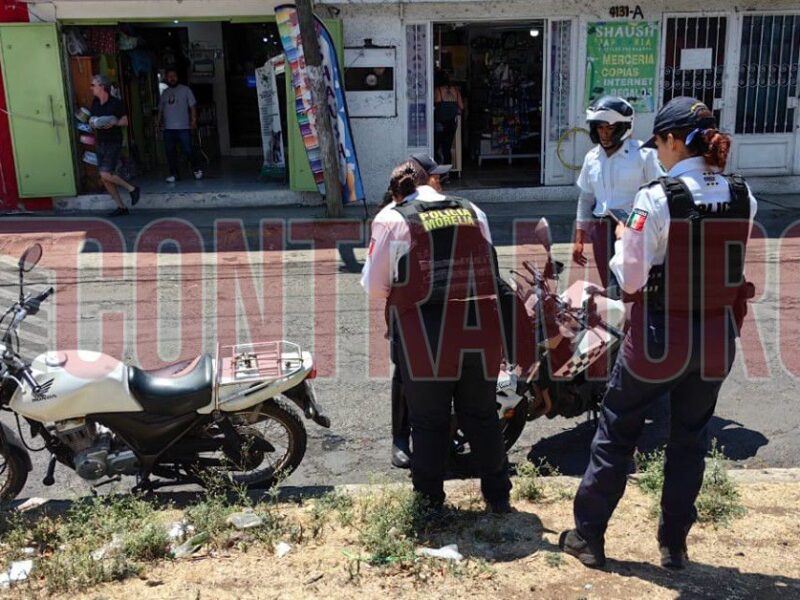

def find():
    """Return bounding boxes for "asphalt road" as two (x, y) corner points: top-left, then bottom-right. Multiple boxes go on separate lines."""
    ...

(1, 196), (798, 501)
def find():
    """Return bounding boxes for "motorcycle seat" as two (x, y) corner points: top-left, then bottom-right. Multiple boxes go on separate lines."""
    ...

(127, 354), (213, 416)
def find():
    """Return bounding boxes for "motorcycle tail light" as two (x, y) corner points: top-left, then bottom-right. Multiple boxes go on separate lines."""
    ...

(307, 366), (317, 379)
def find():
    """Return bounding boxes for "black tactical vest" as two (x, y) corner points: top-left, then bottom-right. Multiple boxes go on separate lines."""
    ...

(643, 174), (751, 315)
(389, 196), (498, 311)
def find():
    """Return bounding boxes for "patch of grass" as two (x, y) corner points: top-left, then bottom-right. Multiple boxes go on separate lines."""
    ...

(696, 440), (746, 526)
(309, 491), (355, 538)
(513, 459), (559, 502)
(543, 551), (564, 568)
(353, 486), (432, 565)
(635, 447), (666, 511)
(0, 494), (167, 593)
(635, 440), (746, 526)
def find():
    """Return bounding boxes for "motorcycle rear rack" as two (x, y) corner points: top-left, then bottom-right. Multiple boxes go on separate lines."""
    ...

(215, 341), (305, 389)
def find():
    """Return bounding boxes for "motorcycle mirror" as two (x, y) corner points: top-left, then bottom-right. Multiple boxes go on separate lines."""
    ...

(532, 218), (552, 251)
(19, 243), (43, 273)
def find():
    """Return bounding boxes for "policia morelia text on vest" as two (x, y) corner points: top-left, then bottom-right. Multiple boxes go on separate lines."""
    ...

(638, 175), (755, 324)
(389, 197), (499, 310)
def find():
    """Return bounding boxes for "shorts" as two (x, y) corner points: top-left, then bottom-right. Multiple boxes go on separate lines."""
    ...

(95, 141), (122, 174)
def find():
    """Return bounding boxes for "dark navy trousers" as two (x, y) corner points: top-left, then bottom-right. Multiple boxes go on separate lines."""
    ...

(574, 304), (736, 549)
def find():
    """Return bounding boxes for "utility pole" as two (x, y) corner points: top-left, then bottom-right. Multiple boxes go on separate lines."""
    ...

(295, 0), (343, 217)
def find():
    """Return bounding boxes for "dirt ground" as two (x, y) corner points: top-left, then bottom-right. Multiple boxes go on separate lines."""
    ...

(39, 476), (798, 600)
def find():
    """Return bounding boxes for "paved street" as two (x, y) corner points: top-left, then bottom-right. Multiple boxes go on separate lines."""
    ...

(1, 193), (799, 500)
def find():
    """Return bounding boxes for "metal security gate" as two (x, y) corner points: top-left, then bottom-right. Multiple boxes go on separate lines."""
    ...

(735, 14), (800, 135)
(731, 13), (800, 174)
(662, 16), (728, 124)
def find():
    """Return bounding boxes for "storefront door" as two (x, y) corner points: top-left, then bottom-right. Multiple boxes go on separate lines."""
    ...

(544, 19), (578, 185)
(729, 13), (800, 175)
(0, 23), (76, 197)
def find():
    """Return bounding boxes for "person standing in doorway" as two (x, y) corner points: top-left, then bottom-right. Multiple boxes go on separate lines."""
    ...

(433, 70), (463, 168)
(90, 75), (140, 217)
(158, 67), (203, 183)
(572, 96), (663, 296)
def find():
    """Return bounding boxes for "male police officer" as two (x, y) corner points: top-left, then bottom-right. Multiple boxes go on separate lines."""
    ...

(561, 97), (757, 569)
(362, 159), (512, 512)
(573, 96), (663, 294)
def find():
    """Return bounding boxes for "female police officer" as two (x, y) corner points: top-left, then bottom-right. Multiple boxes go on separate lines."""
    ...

(361, 159), (513, 512)
(560, 97), (757, 570)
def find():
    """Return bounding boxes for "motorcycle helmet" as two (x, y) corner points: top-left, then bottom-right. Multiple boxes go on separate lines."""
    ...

(586, 96), (635, 147)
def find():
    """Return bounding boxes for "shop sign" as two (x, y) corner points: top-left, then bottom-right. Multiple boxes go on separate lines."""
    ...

(585, 20), (659, 113)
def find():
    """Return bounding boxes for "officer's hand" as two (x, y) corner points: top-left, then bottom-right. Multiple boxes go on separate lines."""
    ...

(614, 222), (625, 240)
(572, 229), (588, 266)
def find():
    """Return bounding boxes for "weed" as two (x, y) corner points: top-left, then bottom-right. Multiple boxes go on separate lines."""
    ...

(635, 447), (666, 501)
(309, 491), (355, 537)
(513, 459), (558, 502)
(354, 486), (431, 565)
(543, 551), (564, 568)
(635, 441), (746, 526)
(696, 441), (746, 526)
(122, 521), (171, 561)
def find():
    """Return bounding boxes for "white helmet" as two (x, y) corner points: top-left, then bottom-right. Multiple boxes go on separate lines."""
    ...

(586, 96), (635, 147)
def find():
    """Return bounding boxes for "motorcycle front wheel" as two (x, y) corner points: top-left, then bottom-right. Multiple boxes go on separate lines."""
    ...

(221, 398), (308, 490)
(0, 443), (29, 501)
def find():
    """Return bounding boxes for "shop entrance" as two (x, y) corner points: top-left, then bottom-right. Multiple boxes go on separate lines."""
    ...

(62, 21), (290, 196)
(433, 21), (545, 188)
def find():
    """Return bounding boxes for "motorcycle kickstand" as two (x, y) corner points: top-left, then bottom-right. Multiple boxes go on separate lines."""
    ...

(42, 453), (57, 486)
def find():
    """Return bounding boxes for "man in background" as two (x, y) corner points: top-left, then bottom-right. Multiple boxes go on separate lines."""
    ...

(90, 74), (140, 217)
(158, 67), (203, 182)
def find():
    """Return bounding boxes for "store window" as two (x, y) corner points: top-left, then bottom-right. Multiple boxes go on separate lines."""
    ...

(736, 15), (800, 135)
(406, 24), (428, 148)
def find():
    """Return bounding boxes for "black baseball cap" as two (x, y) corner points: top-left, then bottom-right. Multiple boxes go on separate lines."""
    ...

(641, 96), (717, 149)
(409, 153), (452, 176)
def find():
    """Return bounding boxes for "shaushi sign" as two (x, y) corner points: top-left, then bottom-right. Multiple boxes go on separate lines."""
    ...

(585, 21), (659, 113)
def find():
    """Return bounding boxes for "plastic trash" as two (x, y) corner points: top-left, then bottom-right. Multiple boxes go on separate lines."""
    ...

(0, 560), (33, 588)
(170, 532), (210, 559)
(415, 544), (464, 562)
(274, 542), (292, 558)
(16, 497), (48, 513)
(166, 520), (194, 542)
(226, 512), (264, 530)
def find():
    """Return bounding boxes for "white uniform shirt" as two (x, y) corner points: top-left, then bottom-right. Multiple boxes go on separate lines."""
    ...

(576, 138), (664, 221)
(610, 156), (758, 295)
(360, 186), (492, 299)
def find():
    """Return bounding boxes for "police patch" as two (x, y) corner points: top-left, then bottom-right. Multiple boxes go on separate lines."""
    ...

(627, 208), (648, 232)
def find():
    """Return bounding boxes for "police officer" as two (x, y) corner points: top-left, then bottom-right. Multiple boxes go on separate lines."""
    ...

(560, 97), (757, 569)
(573, 96), (664, 294)
(361, 158), (512, 512)
(366, 155), (448, 469)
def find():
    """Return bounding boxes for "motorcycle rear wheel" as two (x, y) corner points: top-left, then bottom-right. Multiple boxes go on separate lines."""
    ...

(224, 398), (307, 490)
(0, 444), (29, 501)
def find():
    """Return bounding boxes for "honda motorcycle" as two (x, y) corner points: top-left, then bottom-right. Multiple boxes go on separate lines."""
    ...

(0, 244), (329, 501)
(451, 219), (627, 464)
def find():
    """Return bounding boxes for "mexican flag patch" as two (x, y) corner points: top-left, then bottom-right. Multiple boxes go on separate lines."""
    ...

(627, 209), (648, 232)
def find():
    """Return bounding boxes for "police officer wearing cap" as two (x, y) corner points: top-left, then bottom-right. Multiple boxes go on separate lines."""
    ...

(574, 96), (664, 294)
(361, 156), (513, 512)
(367, 155), (446, 469)
(560, 97), (757, 570)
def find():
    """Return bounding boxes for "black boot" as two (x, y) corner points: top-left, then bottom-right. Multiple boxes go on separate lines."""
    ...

(559, 528), (606, 568)
(391, 435), (411, 469)
(660, 544), (689, 570)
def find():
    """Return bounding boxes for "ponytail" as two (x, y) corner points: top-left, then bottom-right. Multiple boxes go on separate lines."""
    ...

(700, 129), (731, 171)
(388, 160), (427, 201)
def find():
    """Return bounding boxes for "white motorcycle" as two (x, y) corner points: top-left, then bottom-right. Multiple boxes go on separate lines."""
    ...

(0, 243), (329, 501)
